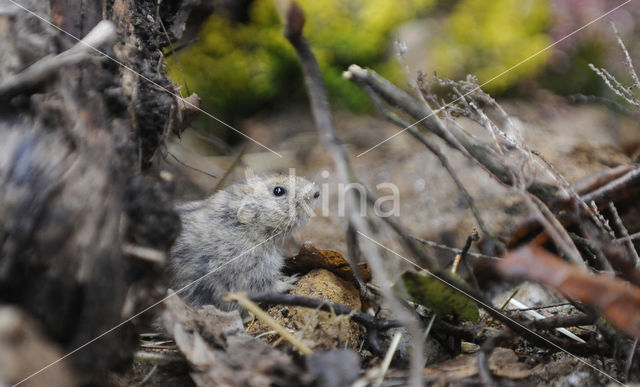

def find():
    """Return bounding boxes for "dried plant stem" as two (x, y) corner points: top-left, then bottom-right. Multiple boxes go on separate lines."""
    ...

(581, 167), (640, 206)
(282, 3), (424, 384)
(224, 292), (312, 355)
(374, 332), (402, 387)
(410, 235), (499, 260)
(248, 293), (402, 331)
(210, 147), (247, 194)
(589, 23), (640, 107)
(522, 193), (586, 269)
(344, 65), (558, 203)
(0, 21), (116, 99)
(529, 313), (597, 330)
(626, 338), (638, 382)
(608, 202), (640, 267)
(612, 22), (640, 91)
(357, 81), (503, 251)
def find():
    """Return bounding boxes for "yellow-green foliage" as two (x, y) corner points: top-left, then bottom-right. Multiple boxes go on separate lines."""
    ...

(166, 0), (435, 119)
(298, 0), (434, 65)
(167, 1), (294, 119)
(433, 0), (551, 92)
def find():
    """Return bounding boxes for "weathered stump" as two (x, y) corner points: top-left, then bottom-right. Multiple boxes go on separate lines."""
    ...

(0, 0), (203, 383)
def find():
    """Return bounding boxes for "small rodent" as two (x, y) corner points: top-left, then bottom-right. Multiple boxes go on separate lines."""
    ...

(168, 172), (320, 311)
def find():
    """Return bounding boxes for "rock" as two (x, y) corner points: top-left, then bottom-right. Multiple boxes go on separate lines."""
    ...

(248, 269), (361, 351)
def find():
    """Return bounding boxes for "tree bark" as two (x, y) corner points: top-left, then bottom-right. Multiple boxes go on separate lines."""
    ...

(0, 0), (204, 382)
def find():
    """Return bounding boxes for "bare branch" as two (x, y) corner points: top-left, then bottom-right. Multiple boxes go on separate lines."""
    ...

(0, 21), (116, 100)
(283, 3), (425, 383)
(344, 65), (559, 202)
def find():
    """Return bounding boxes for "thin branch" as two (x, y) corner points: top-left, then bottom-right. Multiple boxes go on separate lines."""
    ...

(522, 193), (586, 269)
(346, 222), (368, 296)
(528, 313), (597, 330)
(344, 65), (558, 202)
(478, 332), (512, 386)
(532, 149), (609, 236)
(590, 24), (640, 108)
(616, 231), (640, 243)
(409, 235), (499, 260)
(224, 292), (312, 354)
(0, 21), (116, 100)
(626, 338), (638, 382)
(459, 229), (480, 262)
(210, 147), (246, 194)
(581, 167), (640, 206)
(167, 151), (217, 180)
(589, 64), (640, 106)
(248, 293), (402, 331)
(569, 93), (638, 116)
(460, 230), (481, 289)
(506, 302), (573, 312)
(282, 4), (424, 382)
(359, 81), (503, 251)
(608, 202), (640, 267)
(570, 233), (614, 272)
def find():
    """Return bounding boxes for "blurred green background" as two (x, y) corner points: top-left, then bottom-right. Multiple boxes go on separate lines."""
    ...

(166, 0), (640, 141)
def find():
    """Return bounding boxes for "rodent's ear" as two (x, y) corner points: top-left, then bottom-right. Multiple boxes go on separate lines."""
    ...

(236, 202), (258, 224)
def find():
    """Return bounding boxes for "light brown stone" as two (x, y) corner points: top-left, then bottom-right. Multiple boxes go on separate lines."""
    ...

(248, 269), (361, 351)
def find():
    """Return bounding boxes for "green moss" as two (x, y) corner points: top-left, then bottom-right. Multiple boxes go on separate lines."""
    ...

(167, 1), (297, 120)
(166, 0), (562, 124)
(397, 271), (479, 322)
(166, 0), (435, 121)
(432, 0), (551, 93)
(541, 41), (608, 96)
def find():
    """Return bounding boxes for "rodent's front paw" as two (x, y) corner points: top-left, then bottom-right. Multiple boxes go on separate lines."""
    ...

(274, 274), (299, 293)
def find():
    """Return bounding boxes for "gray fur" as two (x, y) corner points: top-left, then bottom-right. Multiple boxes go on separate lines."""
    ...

(168, 173), (319, 311)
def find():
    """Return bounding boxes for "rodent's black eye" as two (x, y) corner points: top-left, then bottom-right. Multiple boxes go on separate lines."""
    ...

(273, 186), (286, 196)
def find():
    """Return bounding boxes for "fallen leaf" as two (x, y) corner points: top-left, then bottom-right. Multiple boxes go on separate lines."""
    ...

(397, 271), (479, 322)
(496, 244), (640, 340)
(284, 243), (372, 283)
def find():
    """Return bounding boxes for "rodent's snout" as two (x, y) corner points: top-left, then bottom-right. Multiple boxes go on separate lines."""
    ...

(298, 180), (320, 208)
(301, 185), (320, 205)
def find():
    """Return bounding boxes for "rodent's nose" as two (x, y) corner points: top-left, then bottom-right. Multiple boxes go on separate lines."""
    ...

(313, 191), (320, 199)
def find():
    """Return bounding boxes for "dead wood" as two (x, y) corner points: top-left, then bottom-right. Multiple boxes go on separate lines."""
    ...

(0, 0), (201, 383)
(494, 243), (640, 340)
(161, 293), (303, 386)
(344, 65), (559, 203)
(283, 3), (426, 383)
(248, 292), (402, 331)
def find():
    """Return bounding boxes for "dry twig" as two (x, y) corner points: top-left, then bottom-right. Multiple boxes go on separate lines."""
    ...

(282, 3), (424, 383)
(0, 21), (116, 100)
(224, 292), (312, 355)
